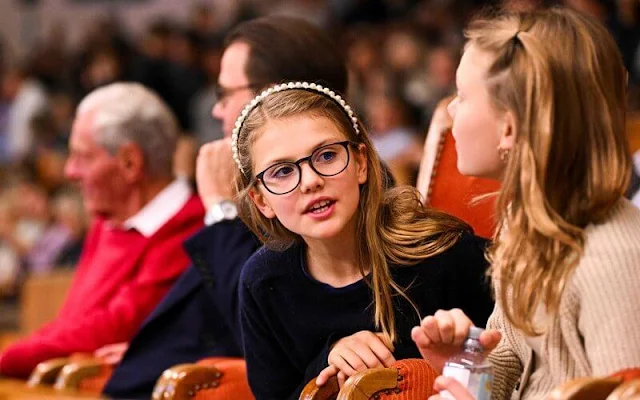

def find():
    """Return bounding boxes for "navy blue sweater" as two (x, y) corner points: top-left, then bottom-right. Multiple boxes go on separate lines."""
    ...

(239, 232), (494, 400)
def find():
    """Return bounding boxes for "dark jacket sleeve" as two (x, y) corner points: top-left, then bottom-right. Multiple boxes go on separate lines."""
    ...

(183, 219), (260, 350)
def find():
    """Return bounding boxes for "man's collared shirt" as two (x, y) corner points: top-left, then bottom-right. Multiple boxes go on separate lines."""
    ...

(123, 179), (192, 238)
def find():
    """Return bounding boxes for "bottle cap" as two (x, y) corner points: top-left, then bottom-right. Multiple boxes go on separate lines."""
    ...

(468, 326), (485, 340)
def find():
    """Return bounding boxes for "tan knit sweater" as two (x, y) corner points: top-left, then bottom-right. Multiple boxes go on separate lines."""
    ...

(487, 199), (640, 400)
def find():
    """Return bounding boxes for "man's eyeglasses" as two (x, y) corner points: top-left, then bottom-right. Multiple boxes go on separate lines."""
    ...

(213, 83), (258, 103)
(255, 141), (355, 195)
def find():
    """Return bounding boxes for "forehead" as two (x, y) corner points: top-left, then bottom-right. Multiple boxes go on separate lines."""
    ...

(457, 44), (493, 87)
(219, 41), (251, 86)
(252, 114), (348, 169)
(70, 112), (98, 151)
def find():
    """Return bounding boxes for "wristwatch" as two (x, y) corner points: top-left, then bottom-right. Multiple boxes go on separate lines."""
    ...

(204, 200), (238, 226)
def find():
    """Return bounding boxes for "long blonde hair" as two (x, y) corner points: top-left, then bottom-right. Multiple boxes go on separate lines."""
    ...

(466, 7), (630, 335)
(235, 89), (471, 343)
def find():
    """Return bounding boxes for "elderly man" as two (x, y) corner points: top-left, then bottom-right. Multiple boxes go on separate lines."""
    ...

(100, 15), (349, 399)
(0, 83), (204, 378)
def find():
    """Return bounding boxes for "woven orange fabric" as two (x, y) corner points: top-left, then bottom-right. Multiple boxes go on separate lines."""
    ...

(428, 130), (501, 239)
(375, 359), (438, 399)
(193, 358), (254, 400)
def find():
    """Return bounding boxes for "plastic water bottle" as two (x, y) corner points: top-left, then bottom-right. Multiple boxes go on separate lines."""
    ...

(440, 327), (493, 400)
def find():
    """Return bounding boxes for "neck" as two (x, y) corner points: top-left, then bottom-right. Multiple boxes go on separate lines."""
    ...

(107, 176), (173, 225)
(303, 216), (366, 288)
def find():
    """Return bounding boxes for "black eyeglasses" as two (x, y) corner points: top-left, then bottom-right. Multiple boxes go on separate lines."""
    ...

(255, 141), (355, 195)
(213, 83), (258, 103)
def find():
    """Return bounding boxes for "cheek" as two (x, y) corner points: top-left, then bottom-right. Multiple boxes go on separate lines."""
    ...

(452, 103), (502, 176)
(86, 163), (122, 192)
(267, 194), (298, 223)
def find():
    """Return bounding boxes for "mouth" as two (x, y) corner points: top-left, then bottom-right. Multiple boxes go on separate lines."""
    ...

(304, 199), (336, 214)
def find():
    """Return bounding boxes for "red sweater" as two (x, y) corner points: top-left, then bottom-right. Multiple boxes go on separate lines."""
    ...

(0, 195), (204, 379)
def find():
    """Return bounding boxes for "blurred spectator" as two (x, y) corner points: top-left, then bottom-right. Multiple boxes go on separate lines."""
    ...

(81, 47), (124, 94)
(18, 185), (79, 274)
(0, 195), (20, 297)
(165, 27), (205, 132)
(1, 66), (49, 164)
(366, 94), (423, 185)
(52, 189), (86, 268)
(190, 39), (224, 145)
(2, 181), (47, 263)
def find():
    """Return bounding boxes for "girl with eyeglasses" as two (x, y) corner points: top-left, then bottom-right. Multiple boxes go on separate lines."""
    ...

(232, 82), (494, 399)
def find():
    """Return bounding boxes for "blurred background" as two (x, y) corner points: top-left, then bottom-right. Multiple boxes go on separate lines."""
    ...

(0, 0), (638, 334)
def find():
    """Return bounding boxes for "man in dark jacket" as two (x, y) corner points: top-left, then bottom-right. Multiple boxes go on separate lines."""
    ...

(101, 15), (349, 399)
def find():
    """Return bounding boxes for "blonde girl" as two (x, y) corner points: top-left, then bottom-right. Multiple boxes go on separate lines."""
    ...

(411, 7), (640, 400)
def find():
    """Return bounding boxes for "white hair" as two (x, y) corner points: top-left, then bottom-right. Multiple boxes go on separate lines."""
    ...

(77, 82), (178, 178)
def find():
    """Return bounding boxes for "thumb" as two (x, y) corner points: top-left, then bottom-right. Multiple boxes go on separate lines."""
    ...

(479, 329), (501, 352)
(316, 365), (338, 386)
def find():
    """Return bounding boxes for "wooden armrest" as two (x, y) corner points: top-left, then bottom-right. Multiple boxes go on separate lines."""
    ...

(549, 376), (623, 400)
(608, 378), (640, 400)
(54, 358), (104, 390)
(338, 367), (399, 400)
(27, 357), (70, 387)
(299, 376), (339, 400)
(152, 363), (223, 400)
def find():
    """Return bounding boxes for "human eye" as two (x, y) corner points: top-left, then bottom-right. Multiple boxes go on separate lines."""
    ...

(314, 148), (338, 164)
(266, 164), (296, 180)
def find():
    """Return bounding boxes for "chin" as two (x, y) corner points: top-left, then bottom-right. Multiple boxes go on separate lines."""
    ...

(302, 221), (347, 241)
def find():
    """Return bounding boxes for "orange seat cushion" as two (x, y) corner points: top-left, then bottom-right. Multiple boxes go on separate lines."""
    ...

(377, 359), (439, 399)
(428, 130), (501, 239)
(193, 358), (254, 400)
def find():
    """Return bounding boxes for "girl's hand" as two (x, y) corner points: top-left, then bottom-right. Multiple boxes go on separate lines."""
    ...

(411, 309), (501, 372)
(316, 330), (395, 386)
(94, 342), (129, 365)
(428, 376), (475, 400)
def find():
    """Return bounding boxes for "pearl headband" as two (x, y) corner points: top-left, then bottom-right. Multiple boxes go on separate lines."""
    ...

(231, 81), (360, 175)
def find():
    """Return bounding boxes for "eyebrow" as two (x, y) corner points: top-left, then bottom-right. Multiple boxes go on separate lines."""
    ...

(261, 138), (341, 166)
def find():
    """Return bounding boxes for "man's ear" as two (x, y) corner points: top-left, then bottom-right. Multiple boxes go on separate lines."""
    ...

(248, 187), (276, 219)
(354, 143), (368, 185)
(117, 143), (145, 183)
(498, 111), (516, 151)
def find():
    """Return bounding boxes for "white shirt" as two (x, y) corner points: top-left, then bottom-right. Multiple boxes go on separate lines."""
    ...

(123, 179), (192, 238)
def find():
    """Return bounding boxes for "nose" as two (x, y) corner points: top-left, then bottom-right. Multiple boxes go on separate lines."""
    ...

(298, 162), (323, 193)
(64, 157), (81, 181)
(212, 100), (225, 120)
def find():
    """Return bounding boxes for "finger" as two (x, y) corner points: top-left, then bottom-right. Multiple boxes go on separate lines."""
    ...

(434, 310), (455, 344)
(102, 354), (122, 366)
(349, 341), (385, 369)
(337, 371), (346, 388)
(480, 329), (502, 351)
(411, 326), (432, 350)
(338, 348), (367, 373)
(449, 309), (474, 346)
(434, 376), (475, 400)
(328, 350), (358, 376)
(316, 365), (338, 386)
(366, 336), (396, 367)
(421, 315), (443, 343)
